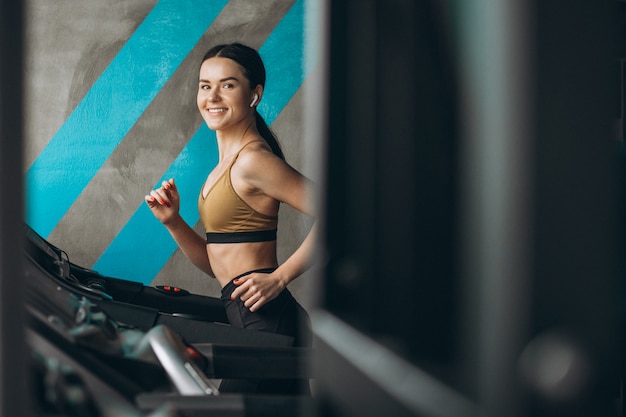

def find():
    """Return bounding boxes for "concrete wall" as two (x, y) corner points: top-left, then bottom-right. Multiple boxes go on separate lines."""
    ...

(24, 0), (316, 308)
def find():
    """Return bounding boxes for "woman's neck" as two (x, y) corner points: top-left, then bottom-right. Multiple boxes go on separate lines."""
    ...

(216, 119), (258, 161)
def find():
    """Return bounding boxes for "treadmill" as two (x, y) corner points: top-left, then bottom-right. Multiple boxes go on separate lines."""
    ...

(24, 224), (314, 416)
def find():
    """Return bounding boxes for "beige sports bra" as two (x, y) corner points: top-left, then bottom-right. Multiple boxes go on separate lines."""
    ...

(198, 141), (278, 243)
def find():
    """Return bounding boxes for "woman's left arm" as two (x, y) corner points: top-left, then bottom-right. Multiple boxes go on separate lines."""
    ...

(230, 149), (317, 312)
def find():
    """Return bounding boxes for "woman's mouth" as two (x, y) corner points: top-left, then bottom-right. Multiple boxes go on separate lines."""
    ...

(208, 108), (227, 114)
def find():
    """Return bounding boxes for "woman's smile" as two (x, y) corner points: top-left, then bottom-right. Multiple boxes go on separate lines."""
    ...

(208, 107), (227, 114)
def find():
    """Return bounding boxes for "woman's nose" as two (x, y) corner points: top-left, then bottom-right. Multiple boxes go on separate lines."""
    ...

(207, 88), (220, 101)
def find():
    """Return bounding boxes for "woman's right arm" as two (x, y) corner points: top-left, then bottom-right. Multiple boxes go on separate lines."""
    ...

(145, 178), (214, 276)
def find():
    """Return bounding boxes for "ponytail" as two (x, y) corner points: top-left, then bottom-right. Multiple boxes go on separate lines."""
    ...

(255, 111), (285, 161)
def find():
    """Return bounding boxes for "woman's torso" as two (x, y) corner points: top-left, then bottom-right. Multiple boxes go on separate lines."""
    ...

(198, 141), (280, 286)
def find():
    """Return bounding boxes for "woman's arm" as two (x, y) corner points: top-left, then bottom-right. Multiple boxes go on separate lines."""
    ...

(275, 222), (317, 284)
(145, 178), (214, 276)
(233, 224), (316, 313)
(229, 149), (316, 311)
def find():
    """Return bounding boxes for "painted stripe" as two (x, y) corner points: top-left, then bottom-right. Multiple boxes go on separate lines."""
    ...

(93, 125), (217, 281)
(94, 0), (308, 284)
(25, 0), (229, 238)
(258, 0), (305, 123)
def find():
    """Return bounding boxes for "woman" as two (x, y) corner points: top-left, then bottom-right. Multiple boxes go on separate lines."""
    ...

(145, 43), (315, 393)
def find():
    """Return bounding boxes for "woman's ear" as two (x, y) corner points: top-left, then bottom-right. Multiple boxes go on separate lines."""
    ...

(249, 85), (264, 108)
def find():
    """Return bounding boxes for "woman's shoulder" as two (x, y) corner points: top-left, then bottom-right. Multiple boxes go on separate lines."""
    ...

(237, 140), (279, 166)
(234, 139), (291, 184)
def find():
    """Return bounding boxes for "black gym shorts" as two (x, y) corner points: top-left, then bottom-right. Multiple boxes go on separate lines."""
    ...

(219, 268), (311, 348)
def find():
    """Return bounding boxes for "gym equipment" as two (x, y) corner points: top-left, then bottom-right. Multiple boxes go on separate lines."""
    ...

(24, 224), (313, 416)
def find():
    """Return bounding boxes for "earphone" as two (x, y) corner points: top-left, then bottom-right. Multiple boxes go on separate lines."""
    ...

(250, 94), (259, 107)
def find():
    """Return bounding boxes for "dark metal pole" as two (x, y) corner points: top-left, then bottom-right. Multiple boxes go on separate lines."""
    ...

(0, 0), (29, 416)
(456, 0), (534, 414)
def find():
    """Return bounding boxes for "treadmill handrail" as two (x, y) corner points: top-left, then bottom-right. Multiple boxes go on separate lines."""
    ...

(141, 325), (219, 396)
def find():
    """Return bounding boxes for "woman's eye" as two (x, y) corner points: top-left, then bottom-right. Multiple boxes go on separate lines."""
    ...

(200, 84), (210, 90)
(223, 83), (233, 89)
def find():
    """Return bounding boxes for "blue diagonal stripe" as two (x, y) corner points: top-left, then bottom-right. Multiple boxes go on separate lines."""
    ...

(93, 125), (217, 281)
(25, 0), (229, 238)
(258, 0), (305, 123)
(94, 0), (308, 284)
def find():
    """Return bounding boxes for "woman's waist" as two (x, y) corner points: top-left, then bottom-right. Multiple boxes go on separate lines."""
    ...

(207, 245), (278, 287)
(214, 264), (276, 287)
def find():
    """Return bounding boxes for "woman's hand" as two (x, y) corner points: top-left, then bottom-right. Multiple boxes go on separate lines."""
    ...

(230, 271), (287, 312)
(145, 178), (180, 224)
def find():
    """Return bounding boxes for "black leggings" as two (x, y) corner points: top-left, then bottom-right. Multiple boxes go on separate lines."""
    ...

(219, 268), (312, 395)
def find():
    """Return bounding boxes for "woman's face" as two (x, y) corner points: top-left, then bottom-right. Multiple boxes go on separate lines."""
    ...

(197, 57), (257, 132)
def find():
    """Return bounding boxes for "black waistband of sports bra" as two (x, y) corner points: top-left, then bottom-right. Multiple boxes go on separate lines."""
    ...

(206, 229), (277, 244)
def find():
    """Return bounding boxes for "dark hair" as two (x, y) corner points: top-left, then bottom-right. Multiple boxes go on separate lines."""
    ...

(202, 43), (285, 160)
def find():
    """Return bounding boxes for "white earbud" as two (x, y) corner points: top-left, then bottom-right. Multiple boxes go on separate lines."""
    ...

(250, 94), (259, 107)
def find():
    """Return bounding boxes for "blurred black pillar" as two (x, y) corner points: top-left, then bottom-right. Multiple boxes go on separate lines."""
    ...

(320, 0), (459, 368)
(313, 0), (472, 416)
(527, 1), (621, 415)
(0, 0), (28, 416)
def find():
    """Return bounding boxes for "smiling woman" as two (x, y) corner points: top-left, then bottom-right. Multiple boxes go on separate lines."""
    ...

(145, 43), (315, 395)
